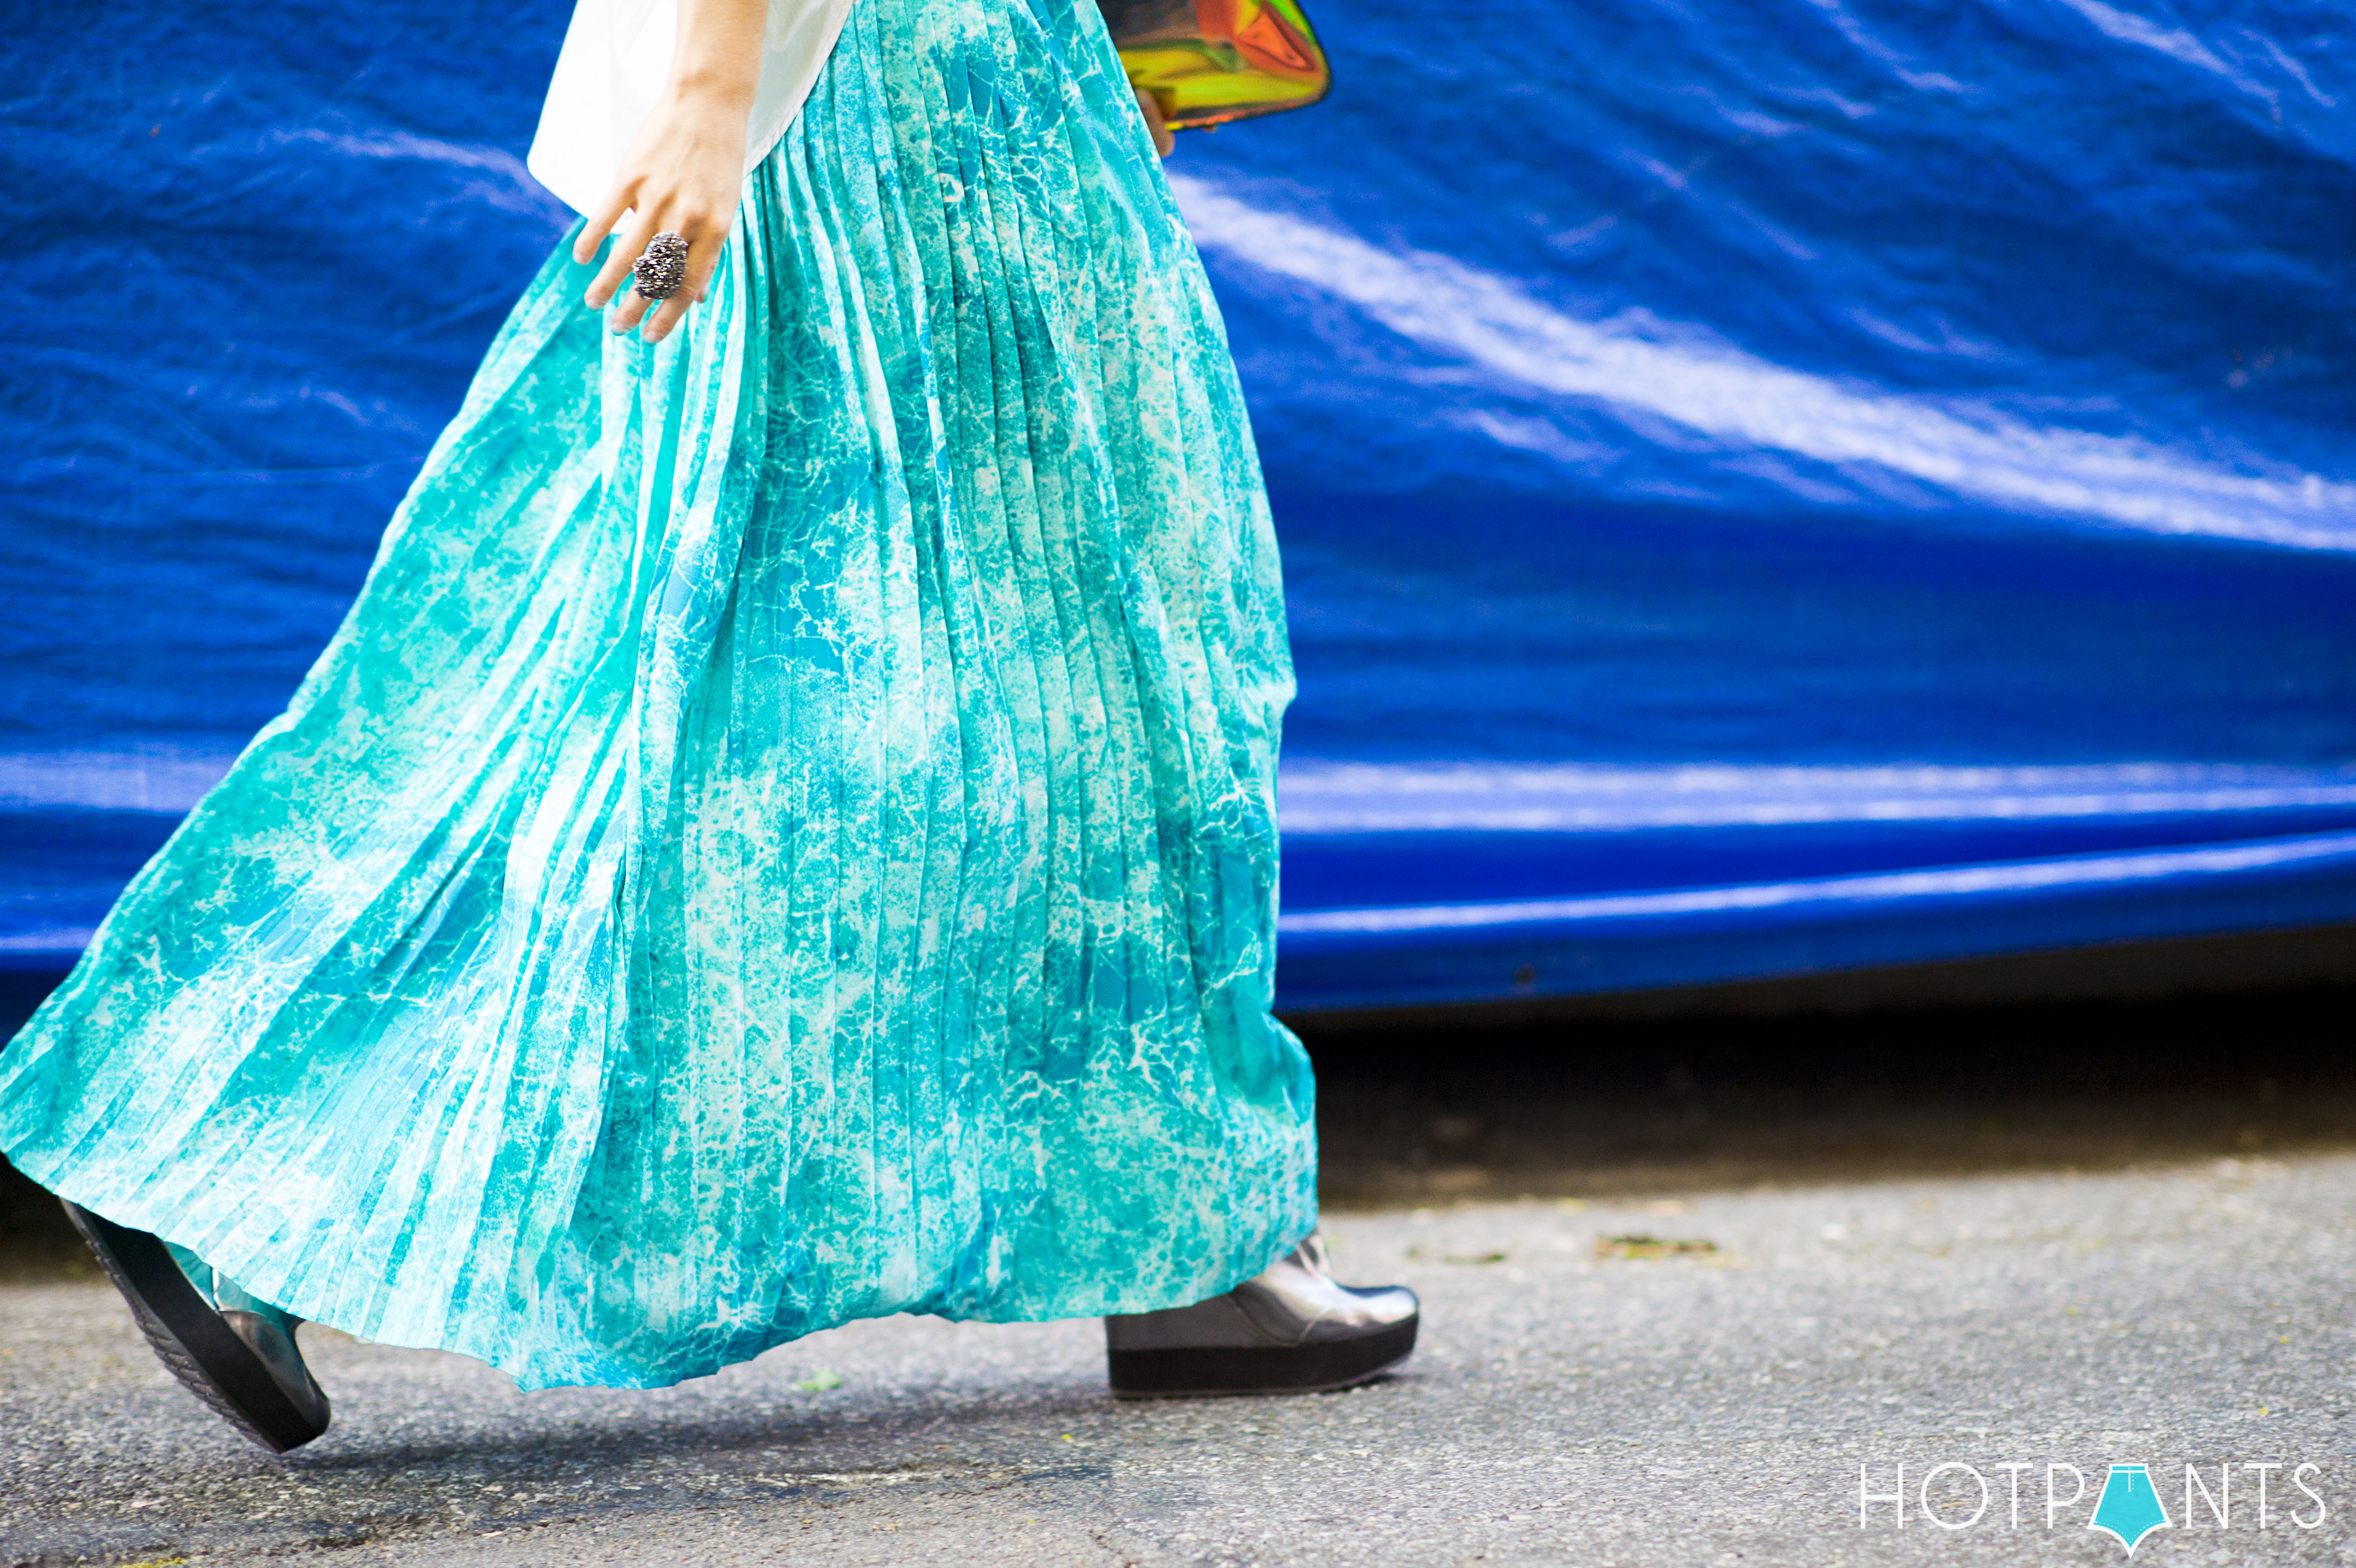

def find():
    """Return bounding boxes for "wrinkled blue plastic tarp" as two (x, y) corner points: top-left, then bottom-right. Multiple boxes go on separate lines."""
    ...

(3, 0), (2353, 1011)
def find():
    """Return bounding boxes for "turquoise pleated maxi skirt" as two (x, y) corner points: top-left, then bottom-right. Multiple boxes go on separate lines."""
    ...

(0, 0), (1315, 1390)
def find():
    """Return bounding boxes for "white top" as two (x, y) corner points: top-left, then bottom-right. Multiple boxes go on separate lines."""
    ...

(527, 0), (856, 222)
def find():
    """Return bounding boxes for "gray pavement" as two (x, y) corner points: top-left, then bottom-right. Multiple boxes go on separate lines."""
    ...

(7, 1154), (2356, 1567)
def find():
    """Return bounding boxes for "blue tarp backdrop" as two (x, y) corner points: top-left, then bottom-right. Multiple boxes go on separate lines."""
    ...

(3, 0), (2353, 1011)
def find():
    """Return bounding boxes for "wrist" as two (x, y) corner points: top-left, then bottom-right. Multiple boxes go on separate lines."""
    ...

(665, 67), (759, 112)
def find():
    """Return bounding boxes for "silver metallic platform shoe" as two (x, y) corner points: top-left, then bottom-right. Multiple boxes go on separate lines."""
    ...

(63, 1200), (331, 1453)
(1105, 1232), (1418, 1398)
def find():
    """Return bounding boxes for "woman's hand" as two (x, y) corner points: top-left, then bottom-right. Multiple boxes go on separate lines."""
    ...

(574, 84), (753, 344)
(571, 0), (767, 342)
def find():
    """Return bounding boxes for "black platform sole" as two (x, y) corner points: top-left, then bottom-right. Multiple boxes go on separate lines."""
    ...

(63, 1201), (330, 1453)
(1108, 1315), (1418, 1399)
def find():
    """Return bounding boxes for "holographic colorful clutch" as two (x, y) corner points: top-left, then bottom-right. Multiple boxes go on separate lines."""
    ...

(1101, 0), (1333, 131)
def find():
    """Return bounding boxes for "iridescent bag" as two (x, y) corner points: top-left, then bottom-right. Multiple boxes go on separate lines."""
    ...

(1099, 0), (1332, 131)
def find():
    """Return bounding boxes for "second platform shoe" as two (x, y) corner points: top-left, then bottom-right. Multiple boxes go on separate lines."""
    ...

(1105, 1231), (1418, 1397)
(63, 1200), (332, 1452)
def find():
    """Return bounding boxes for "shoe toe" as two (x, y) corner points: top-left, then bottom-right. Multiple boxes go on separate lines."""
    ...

(1346, 1281), (1419, 1323)
(1304, 1281), (1417, 1340)
(222, 1311), (333, 1433)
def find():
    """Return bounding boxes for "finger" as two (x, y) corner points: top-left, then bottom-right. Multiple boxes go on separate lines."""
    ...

(676, 216), (730, 305)
(641, 215), (733, 341)
(610, 287), (654, 335)
(588, 234), (645, 309)
(641, 294), (692, 343)
(588, 211), (657, 309)
(572, 190), (630, 268)
(1135, 87), (1174, 158)
(637, 237), (709, 343)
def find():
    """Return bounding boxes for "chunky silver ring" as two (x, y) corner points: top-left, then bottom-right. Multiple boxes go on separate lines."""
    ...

(631, 231), (690, 301)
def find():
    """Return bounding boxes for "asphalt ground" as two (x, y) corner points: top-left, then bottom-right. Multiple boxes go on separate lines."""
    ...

(5, 978), (2356, 1567)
